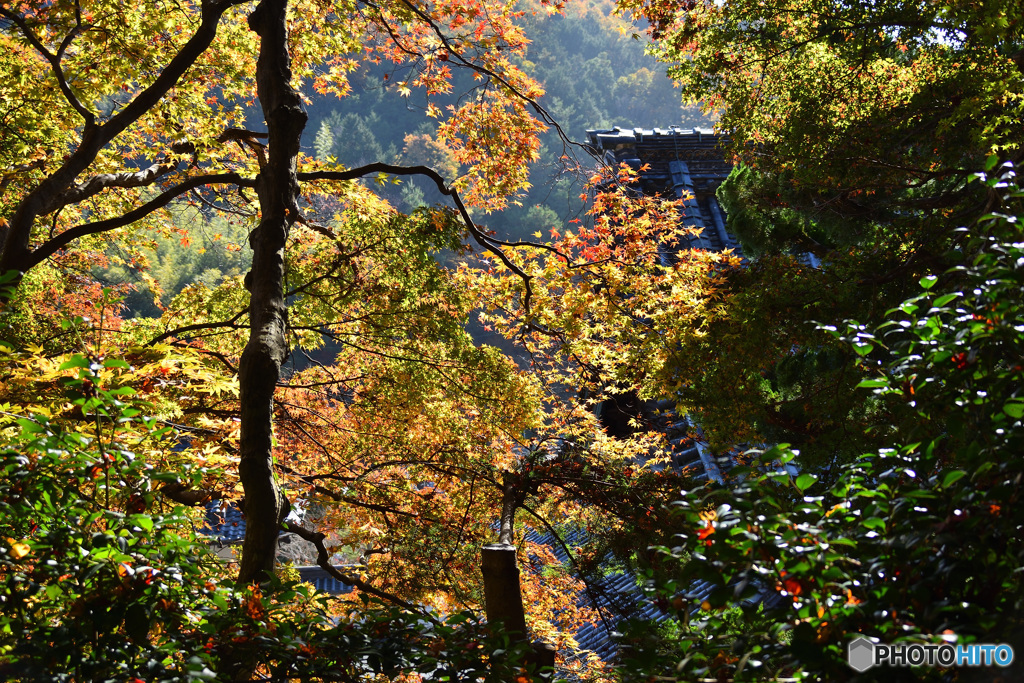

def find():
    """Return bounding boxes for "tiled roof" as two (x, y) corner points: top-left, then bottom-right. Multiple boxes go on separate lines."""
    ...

(202, 501), (247, 544)
(295, 565), (356, 595)
(587, 127), (741, 261)
(525, 522), (787, 667)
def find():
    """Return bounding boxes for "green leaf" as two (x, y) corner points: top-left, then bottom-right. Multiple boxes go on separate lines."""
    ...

(59, 355), (91, 370)
(919, 275), (939, 290)
(16, 417), (44, 433)
(794, 473), (818, 491)
(941, 470), (968, 488)
(1003, 402), (1024, 419)
(129, 514), (154, 532)
(932, 293), (959, 307)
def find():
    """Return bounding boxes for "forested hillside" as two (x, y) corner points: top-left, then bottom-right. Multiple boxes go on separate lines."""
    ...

(306, 0), (708, 236)
(1, 0), (1022, 680)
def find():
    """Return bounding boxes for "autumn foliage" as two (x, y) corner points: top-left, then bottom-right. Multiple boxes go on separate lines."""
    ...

(0, 0), (711, 679)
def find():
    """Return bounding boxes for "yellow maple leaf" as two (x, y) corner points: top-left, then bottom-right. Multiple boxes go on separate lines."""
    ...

(8, 540), (30, 560)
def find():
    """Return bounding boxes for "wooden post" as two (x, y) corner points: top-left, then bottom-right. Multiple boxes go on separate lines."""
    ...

(529, 641), (556, 680)
(480, 543), (528, 640)
(480, 543), (556, 680)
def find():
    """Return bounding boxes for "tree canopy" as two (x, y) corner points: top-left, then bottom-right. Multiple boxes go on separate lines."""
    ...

(2, 0), (1023, 679)
(0, 0), (711, 679)
(619, 168), (1024, 682)
(603, 0), (1024, 467)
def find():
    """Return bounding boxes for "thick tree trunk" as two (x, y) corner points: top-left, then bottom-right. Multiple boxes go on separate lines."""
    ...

(236, 0), (306, 585)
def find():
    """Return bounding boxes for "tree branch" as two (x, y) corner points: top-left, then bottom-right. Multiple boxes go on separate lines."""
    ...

(379, 0), (579, 162)
(283, 521), (426, 612)
(58, 140), (200, 207)
(26, 172), (254, 270)
(0, 7), (94, 124)
(147, 307), (249, 346)
(300, 162), (570, 317)
(161, 482), (224, 506)
(1, 0), (250, 274)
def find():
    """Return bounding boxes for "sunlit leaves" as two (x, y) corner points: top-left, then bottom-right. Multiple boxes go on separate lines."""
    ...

(462, 163), (736, 431)
(619, 0), (1024, 235)
(626, 172), (1024, 682)
(0, 341), (537, 680)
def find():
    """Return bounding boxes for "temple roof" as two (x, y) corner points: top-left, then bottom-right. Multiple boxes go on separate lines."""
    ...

(586, 127), (743, 257)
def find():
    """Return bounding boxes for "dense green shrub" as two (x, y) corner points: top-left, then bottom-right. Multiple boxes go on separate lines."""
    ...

(621, 167), (1024, 681)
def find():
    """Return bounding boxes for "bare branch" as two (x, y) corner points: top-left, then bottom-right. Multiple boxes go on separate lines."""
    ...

(218, 128), (269, 143)
(219, 128), (269, 168)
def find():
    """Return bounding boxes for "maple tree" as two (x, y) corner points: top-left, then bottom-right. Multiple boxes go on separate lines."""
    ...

(0, 330), (544, 680)
(0, 262), (569, 678)
(299, 0), (713, 245)
(0, 0), (717, 679)
(464, 162), (731, 407)
(0, 0), (554, 585)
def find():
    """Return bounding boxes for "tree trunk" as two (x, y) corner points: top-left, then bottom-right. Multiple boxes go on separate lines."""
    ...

(236, 0), (306, 585)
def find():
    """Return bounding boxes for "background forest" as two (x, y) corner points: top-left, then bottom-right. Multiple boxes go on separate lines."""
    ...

(1, 0), (1022, 681)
